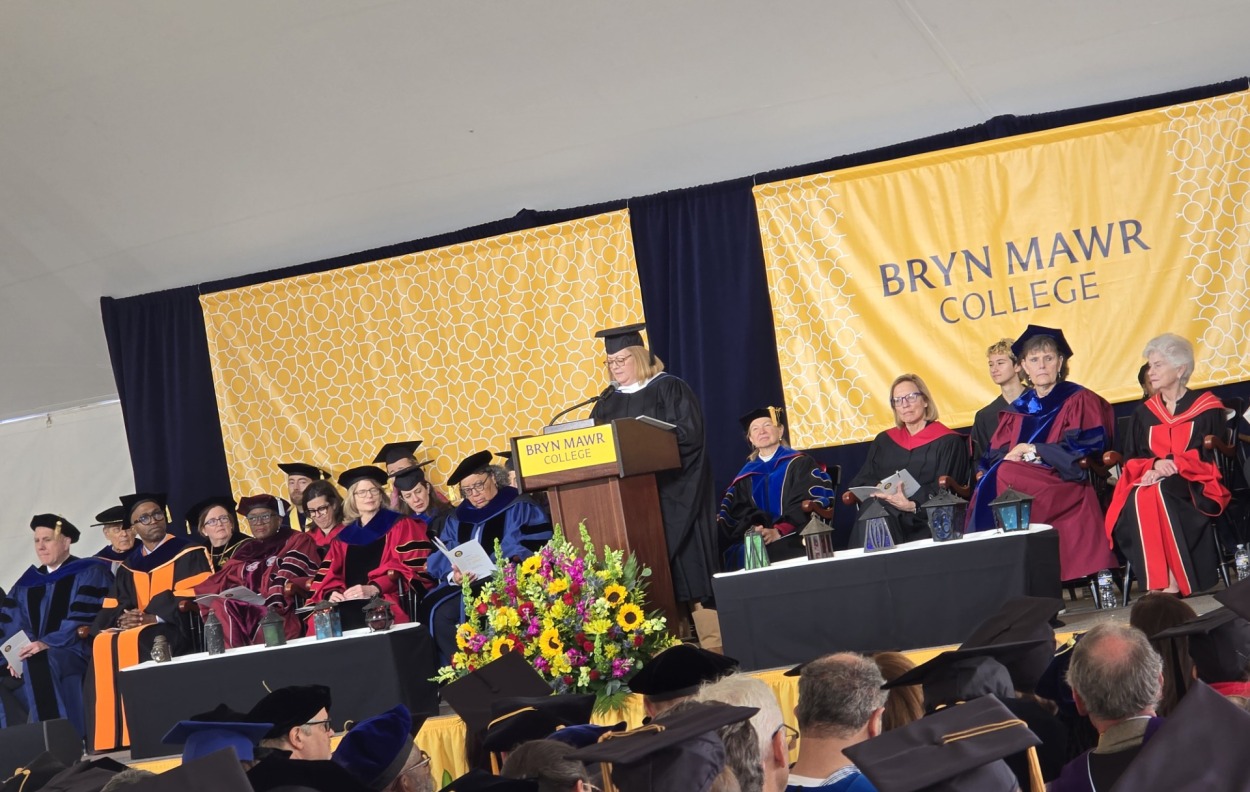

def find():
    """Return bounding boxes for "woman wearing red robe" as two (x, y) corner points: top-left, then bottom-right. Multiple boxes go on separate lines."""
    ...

(968, 325), (1117, 581)
(1106, 333), (1230, 596)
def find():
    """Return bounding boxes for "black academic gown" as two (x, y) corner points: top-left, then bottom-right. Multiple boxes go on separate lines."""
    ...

(247, 752), (374, 792)
(972, 395), (1010, 464)
(590, 373), (718, 602)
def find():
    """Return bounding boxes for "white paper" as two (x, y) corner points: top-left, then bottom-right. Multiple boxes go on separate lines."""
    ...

(433, 536), (497, 580)
(849, 469), (920, 501)
(1, 631), (31, 677)
(194, 585), (266, 606)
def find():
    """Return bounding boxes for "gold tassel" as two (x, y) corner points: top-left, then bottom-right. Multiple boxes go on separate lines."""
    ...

(1026, 745), (1044, 792)
(600, 763), (616, 792)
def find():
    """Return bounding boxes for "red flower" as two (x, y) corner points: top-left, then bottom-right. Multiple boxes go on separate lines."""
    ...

(490, 594), (501, 606)
(589, 670), (601, 681)
(575, 632), (587, 643)
(562, 675), (574, 685)
(563, 593), (575, 605)
(582, 641), (593, 653)
(633, 635), (645, 647)
(476, 603), (489, 615)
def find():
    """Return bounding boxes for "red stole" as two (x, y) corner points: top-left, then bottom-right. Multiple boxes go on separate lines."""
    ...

(886, 421), (960, 452)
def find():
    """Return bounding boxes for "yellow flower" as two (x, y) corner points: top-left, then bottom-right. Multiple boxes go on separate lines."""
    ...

(617, 603), (644, 631)
(539, 628), (563, 657)
(584, 618), (612, 636)
(520, 555), (542, 577)
(491, 606), (520, 632)
(490, 635), (518, 659)
(603, 584), (628, 607)
(604, 643), (619, 659)
(550, 601), (566, 619)
(455, 623), (476, 651)
(547, 578), (569, 595)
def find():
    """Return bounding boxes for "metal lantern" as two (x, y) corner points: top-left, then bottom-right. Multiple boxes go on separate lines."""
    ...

(203, 610), (226, 656)
(799, 514), (836, 560)
(920, 488), (969, 542)
(260, 606), (287, 647)
(363, 595), (394, 632)
(150, 635), (172, 664)
(743, 532), (771, 570)
(856, 499), (897, 553)
(311, 600), (338, 640)
(989, 487), (1035, 533)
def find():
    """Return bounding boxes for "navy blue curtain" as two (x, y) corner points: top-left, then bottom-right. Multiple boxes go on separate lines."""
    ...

(101, 78), (1249, 545)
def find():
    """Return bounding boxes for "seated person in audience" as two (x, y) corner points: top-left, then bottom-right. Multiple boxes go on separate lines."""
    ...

(655, 699), (761, 792)
(279, 462), (332, 533)
(375, 440), (423, 514)
(1106, 333), (1230, 597)
(869, 652), (923, 731)
(248, 685), (335, 761)
(196, 495), (322, 647)
(718, 406), (835, 568)
(422, 451), (552, 664)
(1153, 579), (1250, 701)
(333, 704), (433, 792)
(1130, 592), (1197, 716)
(302, 479), (347, 549)
(696, 674), (789, 792)
(1049, 623), (1164, 792)
(785, 653), (884, 792)
(629, 642), (739, 718)
(88, 493), (213, 753)
(971, 338), (1024, 463)
(395, 464), (453, 539)
(91, 505), (135, 571)
(967, 325), (1117, 581)
(847, 374), (970, 545)
(0, 515), (112, 737)
(309, 466), (435, 631)
(501, 740), (593, 792)
(189, 496), (252, 573)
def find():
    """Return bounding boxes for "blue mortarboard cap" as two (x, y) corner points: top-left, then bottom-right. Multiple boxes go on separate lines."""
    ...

(161, 719), (272, 762)
(332, 705), (420, 790)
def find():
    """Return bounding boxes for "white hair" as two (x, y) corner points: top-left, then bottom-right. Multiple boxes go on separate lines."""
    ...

(695, 673), (784, 771)
(1142, 333), (1196, 385)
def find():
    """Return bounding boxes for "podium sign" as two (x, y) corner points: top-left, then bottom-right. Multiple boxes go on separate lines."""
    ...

(514, 425), (619, 478)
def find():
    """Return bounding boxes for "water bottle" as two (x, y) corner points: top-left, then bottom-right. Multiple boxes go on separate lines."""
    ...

(1096, 569), (1115, 610)
(1236, 545), (1250, 582)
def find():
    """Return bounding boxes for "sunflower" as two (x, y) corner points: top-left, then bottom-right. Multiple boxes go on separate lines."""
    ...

(520, 555), (542, 577)
(616, 603), (644, 630)
(539, 627), (564, 657)
(547, 577), (569, 595)
(603, 584), (628, 607)
(455, 623), (476, 651)
(490, 635), (519, 659)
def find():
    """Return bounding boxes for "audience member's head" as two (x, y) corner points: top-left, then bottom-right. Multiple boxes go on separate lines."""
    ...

(629, 643), (739, 718)
(99, 768), (157, 790)
(333, 705), (431, 792)
(796, 653), (886, 743)
(871, 652), (924, 731)
(960, 595), (1063, 695)
(1066, 623), (1162, 728)
(695, 675), (787, 792)
(249, 685), (335, 761)
(1131, 592), (1198, 714)
(499, 739), (592, 792)
(29, 514), (76, 569)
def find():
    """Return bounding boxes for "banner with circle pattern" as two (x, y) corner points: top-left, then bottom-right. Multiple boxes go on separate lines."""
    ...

(200, 210), (644, 500)
(754, 91), (1250, 448)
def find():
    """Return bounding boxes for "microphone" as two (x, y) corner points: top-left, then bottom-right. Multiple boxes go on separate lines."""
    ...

(546, 385), (615, 427)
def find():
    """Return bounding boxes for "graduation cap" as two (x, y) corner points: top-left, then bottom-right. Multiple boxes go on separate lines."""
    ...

(441, 651), (554, 736)
(481, 693), (597, 753)
(1109, 682), (1250, 791)
(569, 701), (757, 792)
(1010, 324), (1074, 359)
(738, 406), (785, 433)
(1152, 607), (1250, 684)
(0, 752), (67, 792)
(373, 441), (423, 467)
(594, 323), (647, 355)
(237, 494), (290, 518)
(246, 684), (332, 740)
(184, 496), (237, 531)
(444, 770), (538, 792)
(29, 514), (80, 543)
(127, 747), (255, 792)
(448, 451), (495, 487)
(332, 704), (425, 791)
(883, 640), (1050, 713)
(627, 643), (740, 701)
(844, 695), (1039, 792)
(92, 505), (126, 527)
(543, 721), (627, 749)
(277, 462), (331, 481)
(162, 719), (272, 762)
(394, 462), (436, 493)
(959, 597), (1063, 693)
(119, 492), (167, 527)
(338, 466), (388, 491)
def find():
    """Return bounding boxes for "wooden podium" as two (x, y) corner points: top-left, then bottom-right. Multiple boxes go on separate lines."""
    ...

(512, 418), (682, 628)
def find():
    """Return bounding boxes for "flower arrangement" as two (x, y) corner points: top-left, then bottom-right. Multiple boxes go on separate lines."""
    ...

(433, 523), (677, 712)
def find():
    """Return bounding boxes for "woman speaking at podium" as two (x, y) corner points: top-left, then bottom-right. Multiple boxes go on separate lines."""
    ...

(589, 324), (718, 638)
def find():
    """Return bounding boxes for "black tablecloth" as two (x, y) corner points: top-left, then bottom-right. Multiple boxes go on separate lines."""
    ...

(713, 529), (1062, 671)
(119, 623), (438, 759)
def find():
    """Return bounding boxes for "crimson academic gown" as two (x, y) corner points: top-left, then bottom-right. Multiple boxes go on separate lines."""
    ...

(1106, 391), (1229, 597)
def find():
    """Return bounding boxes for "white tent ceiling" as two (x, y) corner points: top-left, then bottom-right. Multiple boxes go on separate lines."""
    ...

(1, 0), (1247, 421)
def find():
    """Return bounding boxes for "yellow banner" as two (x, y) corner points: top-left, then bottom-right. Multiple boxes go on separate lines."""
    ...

(200, 211), (643, 499)
(514, 425), (619, 477)
(755, 91), (1250, 447)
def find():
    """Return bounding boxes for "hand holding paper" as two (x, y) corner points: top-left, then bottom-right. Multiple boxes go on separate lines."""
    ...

(433, 536), (496, 581)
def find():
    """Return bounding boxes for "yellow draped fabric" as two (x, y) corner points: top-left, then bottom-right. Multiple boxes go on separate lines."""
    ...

(200, 211), (644, 496)
(754, 91), (1250, 447)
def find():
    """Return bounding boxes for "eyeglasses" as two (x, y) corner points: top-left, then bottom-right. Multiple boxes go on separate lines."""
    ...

(605, 354), (632, 368)
(355, 487), (381, 498)
(246, 513), (277, 525)
(203, 516), (233, 528)
(303, 718), (333, 733)
(400, 751), (432, 780)
(307, 505), (333, 517)
(132, 510), (166, 526)
(890, 392), (924, 407)
(461, 480), (492, 496)
(774, 722), (800, 750)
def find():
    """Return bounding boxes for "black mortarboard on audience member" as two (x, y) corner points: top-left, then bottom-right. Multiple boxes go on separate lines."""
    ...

(0, 753), (68, 792)
(92, 505), (126, 527)
(738, 406), (785, 433)
(119, 492), (167, 527)
(569, 701), (757, 792)
(338, 466), (388, 491)
(162, 718), (272, 762)
(1152, 606), (1250, 684)
(1109, 682), (1250, 791)
(883, 640), (1050, 713)
(626, 643), (739, 701)
(30, 514), (80, 543)
(394, 463), (435, 493)
(594, 323), (648, 355)
(246, 684), (332, 740)
(237, 494), (290, 518)
(845, 695), (1040, 792)
(960, 597), (1064, 693)
(482, 693), (597, 753)
(1010, 324), (1074, 359)
(441, 651), (554, 737)
(373, 441), (423, 467)
(127, 747), (255, 792)
(183, 496), (237, 531)
(277, 462), (331, 481)
(332, 704), (427, 791)
(444, 770), (538, 791)
(448, 451), (495, 487)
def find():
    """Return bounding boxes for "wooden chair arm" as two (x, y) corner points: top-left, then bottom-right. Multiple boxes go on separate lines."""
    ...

(176, 599), (196, 613)
(841, 491), (861, 507)
(284, 578), (313, 598)
(938, 476), (972, 499)
(1101, 451), (1123, 468)
(1205, 434), (1235, 456)
(76, 625), (91, 640)
(1079, 452), (1115, 479)
(801, 499), (834, 520)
